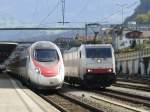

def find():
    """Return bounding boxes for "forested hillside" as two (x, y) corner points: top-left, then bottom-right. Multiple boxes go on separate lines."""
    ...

(125, 0), (150, 24)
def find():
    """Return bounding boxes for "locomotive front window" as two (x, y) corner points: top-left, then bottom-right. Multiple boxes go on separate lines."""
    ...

(86, 48), (112, 58)
(34, 49), (59, 62)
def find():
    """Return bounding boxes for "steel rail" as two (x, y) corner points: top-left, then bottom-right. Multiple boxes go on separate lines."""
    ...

(39, 94), (69, 112)
(39, 92), (103, 112)
(95, 89), (150, 108)
(90, 95), (149, 112)
(113, 83), (150, 92)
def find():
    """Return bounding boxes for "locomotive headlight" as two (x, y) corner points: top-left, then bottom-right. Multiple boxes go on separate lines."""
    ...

(87, 69), (92, 72)
(108, 68), (112, 72)
(97, 59), (101, 63)
(35, 68), (40, 74)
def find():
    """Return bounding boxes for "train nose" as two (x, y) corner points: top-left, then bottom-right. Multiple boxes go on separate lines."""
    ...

(40, 68), (58, 77)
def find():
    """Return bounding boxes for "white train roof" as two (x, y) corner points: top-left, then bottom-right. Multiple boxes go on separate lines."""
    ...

(81, 44), (112, 47)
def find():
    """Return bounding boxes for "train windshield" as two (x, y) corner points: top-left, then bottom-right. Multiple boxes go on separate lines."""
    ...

(34, 49), (59, 62)
(86, 48), (112, 58)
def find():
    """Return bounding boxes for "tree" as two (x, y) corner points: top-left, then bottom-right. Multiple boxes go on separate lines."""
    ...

(135, 10), (150, 24)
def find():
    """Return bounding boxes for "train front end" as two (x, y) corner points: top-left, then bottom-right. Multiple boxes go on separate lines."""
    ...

(28, 41), (64, 89)
(83, 45), (116, 87)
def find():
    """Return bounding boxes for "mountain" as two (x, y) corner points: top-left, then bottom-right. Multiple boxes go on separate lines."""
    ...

(125, 0), (150, 24)
(0, 26), (98, 43)
(17, 30), (87, 42)
(0, 30), (88, 42)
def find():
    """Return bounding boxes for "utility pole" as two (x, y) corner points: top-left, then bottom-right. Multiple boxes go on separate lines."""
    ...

(116, 3), (127, 25)
(61, 0), (65, 25)
(58, 0), (69, 25)
(85, 23), (88, 42)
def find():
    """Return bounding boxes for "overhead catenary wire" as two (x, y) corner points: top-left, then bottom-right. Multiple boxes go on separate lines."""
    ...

(101, 1), (138, 22)
(32, 0), (39, 18)
(76, 0), (90, 16)
(36, 1), (138, 27)
(37, 0), (61, 27)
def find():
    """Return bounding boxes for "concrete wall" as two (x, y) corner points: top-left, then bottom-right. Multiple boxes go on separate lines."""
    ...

(116, 57), (150, 77)
(116, 48), (150, 77)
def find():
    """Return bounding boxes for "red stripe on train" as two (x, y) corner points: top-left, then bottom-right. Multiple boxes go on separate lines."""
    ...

(32, 59), (61, 77)
(86, 68), (113, 74)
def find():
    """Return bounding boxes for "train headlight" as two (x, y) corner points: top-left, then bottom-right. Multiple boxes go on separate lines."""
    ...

(108, 68), (112, 72)
(97, 59), (101, 63)
(35, 68), (40, 74)
(87, 69), (92, 73)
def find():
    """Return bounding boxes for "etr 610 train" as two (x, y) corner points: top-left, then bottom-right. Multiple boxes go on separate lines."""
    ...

(6, 41), (64, 90)
(63, 44), (116, 89)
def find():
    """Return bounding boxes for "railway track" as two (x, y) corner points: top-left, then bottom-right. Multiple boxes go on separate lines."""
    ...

(117, 78), (150, 85)
(94, 88), (150, 108)
(63, 83), (150, 112)
(38, 92), (103, 112)
(113, 82), (150, 92)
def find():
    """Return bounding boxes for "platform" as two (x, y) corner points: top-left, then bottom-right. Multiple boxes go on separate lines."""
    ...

(0, 73), (60, 112)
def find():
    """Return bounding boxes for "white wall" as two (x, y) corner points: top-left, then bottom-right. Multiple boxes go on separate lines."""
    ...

(116, 58), (150, 76)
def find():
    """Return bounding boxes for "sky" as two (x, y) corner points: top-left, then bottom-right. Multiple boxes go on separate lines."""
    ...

(0, 0), (140, 27)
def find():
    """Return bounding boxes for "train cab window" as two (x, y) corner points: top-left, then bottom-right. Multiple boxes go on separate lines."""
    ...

(34, 49), (59, 62)
(86, 48), (112, 58)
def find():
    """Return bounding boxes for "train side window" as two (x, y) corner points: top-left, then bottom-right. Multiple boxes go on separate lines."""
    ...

(79, 51), (81, 58)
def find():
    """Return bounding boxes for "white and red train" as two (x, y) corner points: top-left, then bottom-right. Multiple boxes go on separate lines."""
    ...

(63, 44), (116, 89)
(6, 41), (64, 89)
